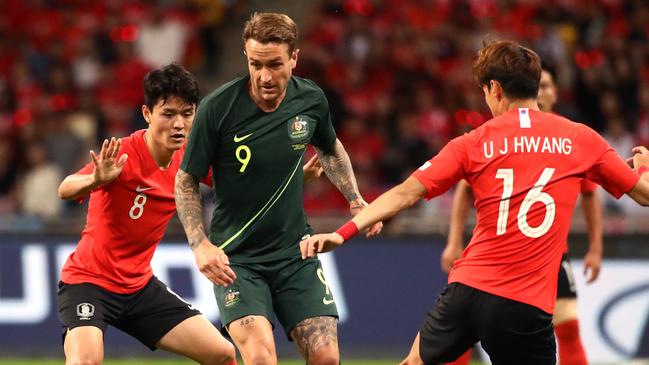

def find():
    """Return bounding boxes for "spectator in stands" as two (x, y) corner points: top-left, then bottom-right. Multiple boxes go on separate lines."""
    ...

(136, 4), (190, 69)
(18, 141), (62, 218)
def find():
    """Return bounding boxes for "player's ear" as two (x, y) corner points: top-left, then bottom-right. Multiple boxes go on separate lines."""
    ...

(290, 48), (299, 69)
(490, 80), (503, 100)
(141, 105), (151, 124)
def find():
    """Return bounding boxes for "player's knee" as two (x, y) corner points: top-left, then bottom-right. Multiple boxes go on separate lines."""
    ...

(220, 342), (237, 365)
(244, 348), (276, 365)
(65, 354), (102, 365)
(204, 342), (236, 365)
(307, 348), (339, 365)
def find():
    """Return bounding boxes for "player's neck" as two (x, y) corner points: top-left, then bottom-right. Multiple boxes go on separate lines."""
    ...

(143, 131), (174, 168)
(505, 98), (539, 112)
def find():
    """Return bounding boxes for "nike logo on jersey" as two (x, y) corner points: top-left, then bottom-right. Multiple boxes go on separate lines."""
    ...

(135, 185), (154, 192)
(323, 297), (335, 305)
(233, 133), (253, 143)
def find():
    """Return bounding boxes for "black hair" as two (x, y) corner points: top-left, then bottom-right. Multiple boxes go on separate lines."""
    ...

(143, 63), (199, 110)
(541, 61), (557, 83)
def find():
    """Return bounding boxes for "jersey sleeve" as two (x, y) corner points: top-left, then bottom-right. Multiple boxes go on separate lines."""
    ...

(580, 179), (598, 193)
(582, 128), (639, 198)
(181, 100), (219, 179)
(76, 161), (93, 175)
(309, 89), (337, 153)
(411, 136), (466, 200)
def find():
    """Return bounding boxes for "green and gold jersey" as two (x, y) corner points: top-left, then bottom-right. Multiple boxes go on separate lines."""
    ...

(181, 75), (337, 263)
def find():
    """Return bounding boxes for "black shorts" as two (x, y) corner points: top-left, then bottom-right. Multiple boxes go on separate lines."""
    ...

(557, 253), (577, 299)
(419, 282), (556, 365)
(57, 276), (201, 350)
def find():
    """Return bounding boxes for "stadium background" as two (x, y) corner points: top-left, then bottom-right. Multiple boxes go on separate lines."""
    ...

(0, 0), (648, 364)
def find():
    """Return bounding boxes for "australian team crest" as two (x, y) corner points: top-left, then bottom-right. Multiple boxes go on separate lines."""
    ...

(224, 289), (241, 307)
(287, 115), (310, 140)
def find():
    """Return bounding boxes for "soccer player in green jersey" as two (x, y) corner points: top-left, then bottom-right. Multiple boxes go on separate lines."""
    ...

(175, 12), (382, 365)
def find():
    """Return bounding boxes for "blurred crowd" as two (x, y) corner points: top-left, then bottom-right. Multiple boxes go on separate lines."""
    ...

(0, 0), (235, 219)
(0, 0), (648, 222)
(298, 0), (649, 215)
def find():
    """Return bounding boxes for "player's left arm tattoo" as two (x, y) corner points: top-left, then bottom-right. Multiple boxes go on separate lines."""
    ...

(175, 170), (208, 250)
(290, 316), (338, 361)
(314, 138), (362, 207)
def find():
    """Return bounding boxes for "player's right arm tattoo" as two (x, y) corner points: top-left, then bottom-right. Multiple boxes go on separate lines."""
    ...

(175, 170), (207, 250)
(314, 138), (362, 206)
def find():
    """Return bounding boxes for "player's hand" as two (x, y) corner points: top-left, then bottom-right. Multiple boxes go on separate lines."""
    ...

(300, 233), (344, 259)
(440, 244), (463, 273)
(192, 239), (237, 287)
(90, 137), (128, 187)
(303, 155), (323, 184)
(626, 146), (649, 171)
(350, 199), (383, 237)
(583, 249), (602, 283)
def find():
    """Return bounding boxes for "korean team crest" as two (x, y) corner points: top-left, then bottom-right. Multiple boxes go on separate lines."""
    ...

(224, 289), (241, 307)
(76, 302), (95, 320)
(287, 115), (310, 140)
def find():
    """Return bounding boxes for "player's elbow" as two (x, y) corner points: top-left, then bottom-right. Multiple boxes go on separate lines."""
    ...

(58, 183), (72, 200)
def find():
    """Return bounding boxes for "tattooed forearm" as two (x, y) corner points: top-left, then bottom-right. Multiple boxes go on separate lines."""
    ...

(291, 316), (338, 361)
(175, 170), (207, 250)
(315, 138), (360, 203)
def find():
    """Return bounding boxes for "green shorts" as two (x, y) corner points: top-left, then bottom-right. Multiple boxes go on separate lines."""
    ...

(214, 256), (339, 339)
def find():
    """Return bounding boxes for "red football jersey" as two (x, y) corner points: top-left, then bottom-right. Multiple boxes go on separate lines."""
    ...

(61, 130), (209, 294)
(412, 108), (639, 313)
(562, 178), (599, 253)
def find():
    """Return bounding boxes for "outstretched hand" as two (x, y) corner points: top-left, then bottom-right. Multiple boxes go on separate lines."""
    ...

(90, 137), (128, 186)
(300, 233), (344, 259)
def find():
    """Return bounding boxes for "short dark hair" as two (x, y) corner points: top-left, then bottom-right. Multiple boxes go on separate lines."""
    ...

(143, 63), (199, 110)
(541, 61), (557, 83)
(242, 12), (298, 54)
(472, 39), (542, 99)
